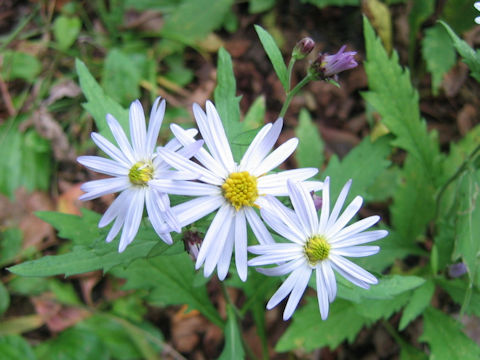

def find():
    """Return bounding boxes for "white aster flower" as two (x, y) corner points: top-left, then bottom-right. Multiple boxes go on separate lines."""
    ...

(151, 101), (322, 281)
(78, 97), (200, 252)
(476, 2), (480, 24)
(248, 177), (387, 320)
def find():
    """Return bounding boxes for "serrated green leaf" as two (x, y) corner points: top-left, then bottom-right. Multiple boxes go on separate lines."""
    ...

(8, 210), (167, 277)
(295, 108), (324, 170)
(160, 0), (233, 45)
(0, 122), (51, 199)
(0, 51), (41, 82)
(214, 47), (242, 161)
(75, 58), (129, 141)
(436, 278), (480, 317)
(102, 49), (142, 107)
(362, 17), (440, 179)
(0, 335), (37, 360)
(399, 279), (435, 330)
(53, 15), (81, 50)
(420, 307), (480, 360)
(407, 0), (434, 66)
(439, 21), (480, 83)
(254, 25), (289, 91)
(34, 328), (109, 360)
(391, 155), (436, 244)
(322, 135), (391, 202)
(422, 24), (456, 94)
(112, 252), (223, 328)
(0, 228), (22, 267)
(218, 305), (245, 360)
(353, 292), (410, 321)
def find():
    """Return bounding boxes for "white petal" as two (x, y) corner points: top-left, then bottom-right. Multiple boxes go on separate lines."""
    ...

(158, 192), (181, 233)
(149, 179), (220, 196)
(318, 176), (330, 234)
(175, 140), (204, 161)
(170, 124), (227, 177)
(79, 177), (130, 201)
(91, 133), (130, 167)
(234, 209), (248, 281)
(118, 189), (145, 252)
(254, 257), (305, 276)
(325, 195), (363, 238)
(331, 229), (388, 247)
(315, 265), (330, 320)
(199, 205), (235, 276)
(330, 260), (370, 289)
(77, 156), (129, 177)
(106, 114), (135, 163)
(129, 100), (147, 158)
(257, 168), (319, 196)
(146, 98), (165, 154)
(266, 267), (300, 310)
(156, 147), (223, 185)
(217, 225), (235, 280)
(247, 246), (304, 266)
(320, 261), (336, 302)
(287, 180), (318, 236)
(260, 207), (305, 245)
(327, 179), (352, 229)
(244, 207), (275, 245)
(476, 2), (480, 11)
(283, 266), (311, 320)
(145, 189), (172, 241)
(332, 245), (380, 257)
(106, 210), (126, 243)
(99, 189), (132, 227)
(152, 170), (198, 180)
(173, 196), (223, 227)
(333, 216), (381, 242)
(252, 138), (298, 176)
(241, 118), (283, 173)
(329, 254), (378, 284)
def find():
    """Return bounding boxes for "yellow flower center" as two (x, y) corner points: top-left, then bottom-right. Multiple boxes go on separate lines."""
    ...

(128, 161), (154, 186)
(221, 171), (259, 211)
(304, 235), (331, 265)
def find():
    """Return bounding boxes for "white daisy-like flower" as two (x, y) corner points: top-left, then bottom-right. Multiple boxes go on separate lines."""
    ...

(476, 2), (480, 24)
(78, 97), (200, 252)
(248, 177), (387, 320)
(151, 101), (322, 281)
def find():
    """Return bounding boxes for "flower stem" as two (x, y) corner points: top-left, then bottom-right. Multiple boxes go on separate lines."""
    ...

(279, 74), (313, 118)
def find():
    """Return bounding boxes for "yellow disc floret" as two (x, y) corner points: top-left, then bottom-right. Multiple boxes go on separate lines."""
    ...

(128, 161), (154, 186)
(304, 235), (331, 265)
(222, 171), (259, 210)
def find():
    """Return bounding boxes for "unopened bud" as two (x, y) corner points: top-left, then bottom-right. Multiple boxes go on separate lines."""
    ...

(311, 191), (322, 211)
(448, 262), (467, 278)
(309, 45), (357, 81)
(183, 230), (202, 261)
(292, 37), (315, 60)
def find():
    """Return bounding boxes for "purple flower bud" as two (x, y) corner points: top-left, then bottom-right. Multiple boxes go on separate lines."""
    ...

(292, 37), (315, 60)
(311, 191), (322, 211)
(183, 230), (202, 261)
(448, 262), (467, 278)
(309, 45), (358, 81)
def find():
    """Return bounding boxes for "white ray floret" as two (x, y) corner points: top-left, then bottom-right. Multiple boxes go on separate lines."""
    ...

(248, 177), (387, 320)
(78, 97), (200, 252)
(151, 101), (322, 281)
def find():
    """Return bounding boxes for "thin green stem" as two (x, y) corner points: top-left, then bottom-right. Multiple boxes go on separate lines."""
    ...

(286, 57), (296, 90)
(279, 74), (313, 118)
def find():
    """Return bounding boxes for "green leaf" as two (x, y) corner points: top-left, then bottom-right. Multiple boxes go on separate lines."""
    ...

(254, 25), (289, 91)
(452, 169), (480, 285)
(439, 21), (480, 83)
(0, 51), (41, 82)
(422, 24), (456, 95)
(160, 0), (233, 45)
(300, 0), (359, 8)
(214, 47), (242, 161)
(53, 15), (81, 50)
(441, 0), (478, 34)
(112, 251), (224, 328)
(8, 210), (167, 277)
(407, 0), (435, 67)
(436, 278), (480, 317)
(243, 96), (266, 131)
(322, 135), (391, 202)
(102, 49), (142, 107)
(0, 335), (37, 360)
(399, 279), (435, 330)
(0, 228), (22, 267)
(362, 16), (440, 179)
(75, 58), (129, 141)
(34, 328), (109, 360)
(295, 108), (324, 170)
(390, 155), (436, 244)
(0, 122), (51, 199)
(249, 0), (275, 13)
(420, 307), (480, 359)
(218, 305), (245, 360)
(0, 281), (10, 316)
